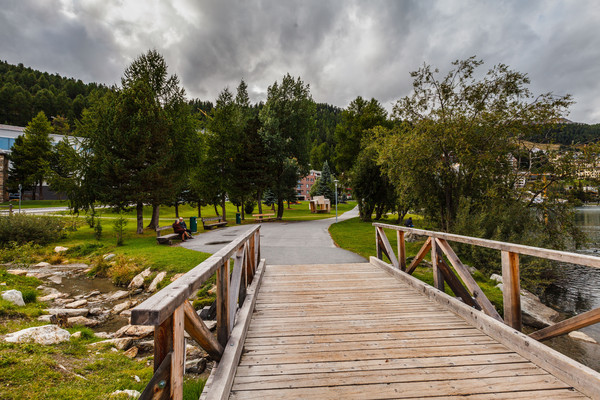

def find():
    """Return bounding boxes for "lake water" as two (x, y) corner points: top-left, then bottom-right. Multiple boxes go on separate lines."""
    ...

(537, 206), (600, 371)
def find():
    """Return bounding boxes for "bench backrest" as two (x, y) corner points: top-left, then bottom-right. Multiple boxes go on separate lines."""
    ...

(202, 217), (223, 222)
(156, 225), (174, 236)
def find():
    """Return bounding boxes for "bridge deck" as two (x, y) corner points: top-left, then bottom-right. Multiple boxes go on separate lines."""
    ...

(228, 263), (588, 399)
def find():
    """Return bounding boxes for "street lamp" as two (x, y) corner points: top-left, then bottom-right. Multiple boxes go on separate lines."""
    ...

(334, 179), (339, 223)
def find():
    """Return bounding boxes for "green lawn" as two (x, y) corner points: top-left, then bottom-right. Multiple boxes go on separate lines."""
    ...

(329, 216), (504, 313)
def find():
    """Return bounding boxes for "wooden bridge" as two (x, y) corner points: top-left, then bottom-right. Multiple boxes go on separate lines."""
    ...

(131, 224), (600, 399)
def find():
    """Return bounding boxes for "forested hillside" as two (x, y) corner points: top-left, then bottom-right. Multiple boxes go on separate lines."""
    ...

(0, 60), (112, 126)
(527, 123), (600, 146)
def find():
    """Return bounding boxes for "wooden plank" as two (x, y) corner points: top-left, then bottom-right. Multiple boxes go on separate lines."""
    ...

(397, 230), (406, 271)
(502, 250), (522, 330)
(436, 257), (480, 309)
(370, 256), (600, 399)
(373, 222), (600, 269)
(203, 259), (266, 400)
(216, 260), (230, 348)
(230, 374), (578, 400)
(131, 225), (260, 326)
(431, 237), (444, 291)
(406, 237), (431, 274)
(170, 305), (184, 399)
(436, 238), (503, 322)
(138, 352), (172, 400)
(530, 308), (600, 341)
(229, 247), (245, 331)
(183, 300), (224, 361)
(154, 315), (173, 373)
(377, 226), (399, 268)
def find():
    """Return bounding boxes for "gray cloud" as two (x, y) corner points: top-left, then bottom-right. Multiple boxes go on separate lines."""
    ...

(1, 0), (599, 122)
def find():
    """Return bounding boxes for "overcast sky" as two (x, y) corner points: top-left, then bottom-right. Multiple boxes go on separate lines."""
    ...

(1, 0), (600, 123)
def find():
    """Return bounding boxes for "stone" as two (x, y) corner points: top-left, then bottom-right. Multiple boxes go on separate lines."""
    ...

(170, 273), (184, 282)
(2, 289), (25, 306)
(496, 284), (559, 328)
(33, 262), (51, 268)
(120, 310), (131, 317)
(114, 324), (154, 339)
(47, 275), (63, 285)
(84, 290), (101, 299)
(123, 346), (138, 359)
(112, 300), (136, 314)
(568, 331), (598, 344)
(207, 284), (217, 295)
(6, 269), (28, 276)
(47, 308), (89, 317)
(65, 299), (88, 309)
(103, 253), (116, 261)
(110, 389), (140, 398)
(204, 320), (217, 331)
(186, 344), (207, 360)
(38, 292), (67, 302)
(5, 324), (70, 345)
(106, 290), (129, 301)
(127, 268), (152, 290)
(54, 246), (69, 253)
(71, 331), (82, 340)
(137, 340), (154, 353)
(147, 271), (166, 292)
(89, 307), (105, 316)
(26, 272), (52, 279)
(67, 316), (99, 327)
(90, 337), (132, 350)
(489, 274), (503, 284)
(95, 332), (112, 339)
(185, 358), (207, 374)
(37, 315), (53, 322)
(0, 282), (5, 286)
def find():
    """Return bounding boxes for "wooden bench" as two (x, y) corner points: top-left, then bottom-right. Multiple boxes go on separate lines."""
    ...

(156, 226), (180, 245)
(252, 213), (276, 222)
(202, 217), (227, 230)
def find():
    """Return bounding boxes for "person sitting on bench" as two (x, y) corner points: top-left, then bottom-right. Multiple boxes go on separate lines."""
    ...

(172, 219), (192, 241)
(404, 217), (414, 228)
(178, 217), (193, 235)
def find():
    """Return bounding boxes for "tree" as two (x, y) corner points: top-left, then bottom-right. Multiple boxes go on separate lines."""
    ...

(375, 56), (583, 275)
(259, 74), (315, 219)
(310, 160), (335, 201)
(8, 111), (53, 199)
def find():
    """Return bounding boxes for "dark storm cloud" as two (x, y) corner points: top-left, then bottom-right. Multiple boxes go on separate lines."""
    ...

(1, 0), (599, 122)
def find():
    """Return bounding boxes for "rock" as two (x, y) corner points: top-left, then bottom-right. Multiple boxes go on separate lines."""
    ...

(405, 232), (427, 242)
(114, 325), (154, 339)
(2, 289), (25, 306)
(37, 315), (53, 322)
(568, 331), (598, 344)
(47, 308), (89, 317)
(67, 316), (99, 327)
(0, 282), (5, 286)
(120, 310), (131, 317)
(54, 246), (69, 253)
(204, 320), (217, 331)
(6, 269), (28, 276)
(112, 300), (136, 314)
(128, 268), (152, 290)
(110, 389), (140, 398)
(71, 331), (82, 340)
(84, 290), (101, 299)
(207, 285), (217, 295)
(186, 344), (207, 360)
(5, 324), (70, 345)
(95, 332), (112, 339)
(90, 337), (132, 350)
(490, 274), (503, 284)
(65, 299), (88, 309)
(137, 340), (154, 353)
(48, 275), (63, 285)
(147, 271), (167, 292)
(106, 290), (130, 301)
(496, 284), (559, 328)
(54, 298), (75, 305)
(33, 262), (51, 268)
(38, 292), (67, 302)
(88, 307), (105, 316)
(123, 346), (138, 359)
(26, 271), (51, 279)
(103, 253), (116, 261)
(170, 273), (184, 282)
(185, 358), (207, 374)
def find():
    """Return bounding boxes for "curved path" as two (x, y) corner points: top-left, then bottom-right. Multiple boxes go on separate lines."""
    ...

(181, 207), (365, 265)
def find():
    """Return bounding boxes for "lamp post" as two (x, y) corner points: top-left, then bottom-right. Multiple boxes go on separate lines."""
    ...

(334, 179), (338, 223)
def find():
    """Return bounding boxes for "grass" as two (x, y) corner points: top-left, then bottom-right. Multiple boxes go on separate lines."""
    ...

(329, 216), (504, 313)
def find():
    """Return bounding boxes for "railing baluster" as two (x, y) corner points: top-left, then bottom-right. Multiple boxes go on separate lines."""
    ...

(431, 237), (445, 291)
(397, 231), (406, 271)
(171, 305), (185, 399)
(216, 259), (230, 347)
(501, 251), (522, 331)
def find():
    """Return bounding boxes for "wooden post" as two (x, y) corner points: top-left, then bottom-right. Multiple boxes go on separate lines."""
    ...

(502, 251), (522, 331)
(376, 229), (382, 260)
(216, 260), (230, 347)
(397, 231), (406, 271)
(171, 305), (185, 399)
(431, 238), (444, 291)
(154, 315), (173, 373)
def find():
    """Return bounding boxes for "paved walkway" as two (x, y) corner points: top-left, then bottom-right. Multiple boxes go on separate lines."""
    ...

(181, 207), (366, 265)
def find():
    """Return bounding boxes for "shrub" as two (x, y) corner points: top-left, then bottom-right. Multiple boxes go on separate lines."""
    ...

(113, 214), (128, 246)
(88, 257), (111, 278)
(46, 254), (65, 265)
(0, 242), (42, 267)
(94, 218), (103, 241)
(0, 215), (66, 247)
(21, 289), (37, 304)
(244, 201), (255, 215)
(108, 256), (145, 286)
(66, 243), (104, 258)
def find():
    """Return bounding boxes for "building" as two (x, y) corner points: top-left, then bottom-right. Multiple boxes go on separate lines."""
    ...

(296, 170), (321, 201)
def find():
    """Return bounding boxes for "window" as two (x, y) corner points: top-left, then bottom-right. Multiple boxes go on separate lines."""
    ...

(0, 138), (9, 150)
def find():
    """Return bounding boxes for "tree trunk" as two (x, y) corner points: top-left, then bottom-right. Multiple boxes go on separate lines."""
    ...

(198, 204), (202, 218)
(175, 201), (179, 218)
(147, 204), (160, 229)
(214, 204), (219, 216)
(136, 202), (144, 234)
(287, 200), (291, 209)
(257, 191), (263, 214)
(277, 198), (284, 220)
(38, 180), (44, 200)
(241, 196), (245, 220)
(221, 197), (227, 221)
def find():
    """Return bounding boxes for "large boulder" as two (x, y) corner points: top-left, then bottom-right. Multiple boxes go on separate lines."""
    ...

(2, 289), (25, 306)
(114, 324), (154, 339)
(148, 271), (167, 292)
(54, 246), (69, 253)
(128, 268), (152, 290)
(5, 324), (70, 345)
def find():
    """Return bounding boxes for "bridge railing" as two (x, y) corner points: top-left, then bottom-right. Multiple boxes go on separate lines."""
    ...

(373, 223), (600, 340)
(131, 225), (261, 400)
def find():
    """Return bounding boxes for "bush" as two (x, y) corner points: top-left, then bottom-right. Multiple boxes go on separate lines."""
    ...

(113, 214), (127, 246)
(0, 215), (66, 247)
(244, 201), (255, 215)
(65, 243), (104, 258)
(21, 289), (37, 304)
(108, 256), (145, 286)
(94, 219), (103, 241)
(0, 242), (42, 267)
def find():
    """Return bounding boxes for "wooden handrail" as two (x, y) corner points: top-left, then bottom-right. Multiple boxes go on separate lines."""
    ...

(373, 223), (600, 339)
(131, 225), (261, 400)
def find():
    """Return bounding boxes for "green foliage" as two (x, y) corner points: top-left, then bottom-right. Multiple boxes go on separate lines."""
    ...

(86, 211), (96, 228)
(244, 201), (255, 215)
(0, 215), (65, 247)
(64, 243), (104, 258)
(112, 214), (127, 246)
(311, 160), (335, 201)
(20, 289), (37, 304)
(0, 241), (42, 266)
(94, 219), (103, 241)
